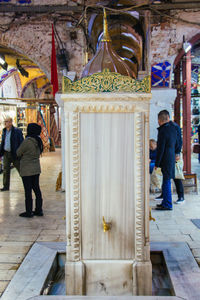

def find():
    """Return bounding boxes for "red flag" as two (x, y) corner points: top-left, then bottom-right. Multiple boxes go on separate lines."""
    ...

(51, 24), (58, 97)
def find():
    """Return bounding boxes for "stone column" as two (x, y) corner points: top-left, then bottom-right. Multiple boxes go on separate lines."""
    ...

(174, 63), (181, 126)
(182, 51), (192, 173)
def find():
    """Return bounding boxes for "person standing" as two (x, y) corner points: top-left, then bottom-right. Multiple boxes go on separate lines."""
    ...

(155, 110), (184, 204)
(17, 123), (43, 218)
(198, 125), (200, 163)
(0, 117), (24, 191)
(149, 139), (157, 174)
(155, 110), (179, 210)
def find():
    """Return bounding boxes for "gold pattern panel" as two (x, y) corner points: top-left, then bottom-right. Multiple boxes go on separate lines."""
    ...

(63, 69), (151, 94)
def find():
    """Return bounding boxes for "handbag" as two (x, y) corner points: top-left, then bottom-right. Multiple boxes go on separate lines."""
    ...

(175, 159), (184, 180)
(151, 167), (162, 189)
(193, 144), (200, 154)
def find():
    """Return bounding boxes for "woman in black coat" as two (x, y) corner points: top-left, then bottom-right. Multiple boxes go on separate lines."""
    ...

(155, 111), (179, 210)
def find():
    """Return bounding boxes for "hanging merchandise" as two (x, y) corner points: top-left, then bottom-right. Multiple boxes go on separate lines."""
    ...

(198, 69), (200, 94)
(192, 106), (199, 115)
(37, 110), (50, 152)
(17, 106), (27, 136)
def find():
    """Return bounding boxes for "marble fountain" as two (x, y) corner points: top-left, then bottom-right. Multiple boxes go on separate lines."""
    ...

(2, 71), (200, 300)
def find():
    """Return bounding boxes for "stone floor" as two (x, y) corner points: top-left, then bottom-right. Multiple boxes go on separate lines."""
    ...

(1, 150), (200, 297)
(150, 155), (200, 268)
(0, 149), (65, 297)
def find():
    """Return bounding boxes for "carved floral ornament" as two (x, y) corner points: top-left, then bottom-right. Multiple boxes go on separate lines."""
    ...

(62, 69), (151, 94)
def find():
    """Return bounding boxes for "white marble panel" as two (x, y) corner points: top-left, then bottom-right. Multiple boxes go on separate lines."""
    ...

(80, 113), (136, 260)
(84, 260), (134, 296)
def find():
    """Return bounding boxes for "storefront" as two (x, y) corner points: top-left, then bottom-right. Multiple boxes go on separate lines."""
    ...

(0, 100), (52, 154)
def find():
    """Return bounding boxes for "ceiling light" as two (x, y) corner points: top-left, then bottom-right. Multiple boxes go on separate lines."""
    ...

(0, 54), (8, 71)
(183, 42), (192, 53)
(152, 0), (162, 4)
(0, 57), (5, 65)
(182, 35), (192, 53)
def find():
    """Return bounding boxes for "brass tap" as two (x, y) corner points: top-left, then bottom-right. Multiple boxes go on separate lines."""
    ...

(102, 216), (112, 232)
(149, 208), (155, 222)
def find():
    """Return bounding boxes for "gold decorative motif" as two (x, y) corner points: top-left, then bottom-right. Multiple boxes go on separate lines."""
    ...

(102, 9), (111, 42)
(63, 69), (151, 94)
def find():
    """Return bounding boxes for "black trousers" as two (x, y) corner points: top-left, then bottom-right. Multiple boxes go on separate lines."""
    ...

(3, 151), (20, 189)
(22, 174), (43, 214)
(161, 178), (184, 199)
(174, 178), (184, 198)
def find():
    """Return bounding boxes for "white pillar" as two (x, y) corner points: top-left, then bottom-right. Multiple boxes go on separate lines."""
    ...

(61, 93), (152, 296)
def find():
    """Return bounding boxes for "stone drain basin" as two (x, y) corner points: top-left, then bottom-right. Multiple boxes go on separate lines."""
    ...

(2, 242), (200, 300)
(43, 252), (172, 296)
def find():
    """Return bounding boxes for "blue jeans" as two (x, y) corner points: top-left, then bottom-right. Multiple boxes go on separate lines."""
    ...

(161, 179), (172, 209)
(150, 162), (155, 174)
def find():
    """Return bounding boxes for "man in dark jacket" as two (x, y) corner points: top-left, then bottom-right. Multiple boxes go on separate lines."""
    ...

(155, 110), (184, 204)
(155, 110), (179, 210)
(0, 117), (24, 191)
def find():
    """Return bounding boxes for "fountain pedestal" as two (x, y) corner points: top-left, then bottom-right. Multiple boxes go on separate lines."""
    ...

(60, 70), (152, 296)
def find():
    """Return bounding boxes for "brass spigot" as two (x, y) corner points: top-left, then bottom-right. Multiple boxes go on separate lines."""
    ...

(149, 208), (155, 222)
(102, 216), (112, 232)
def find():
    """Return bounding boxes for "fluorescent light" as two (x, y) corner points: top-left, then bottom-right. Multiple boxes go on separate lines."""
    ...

(0, 54), (8, 71)
(183, 41), (192, 53)
(152, 0), (162, 4)
(0, 57), (5, 65)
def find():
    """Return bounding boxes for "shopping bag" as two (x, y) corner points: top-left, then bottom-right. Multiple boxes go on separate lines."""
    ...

(151, 167), (162, 189)
(175, 159), (185, 180)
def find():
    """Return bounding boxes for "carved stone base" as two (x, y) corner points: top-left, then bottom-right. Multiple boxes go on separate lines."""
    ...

(65, 260), (152, 296)
(134, 261), (152, 295)
(65, 261), (85, 295)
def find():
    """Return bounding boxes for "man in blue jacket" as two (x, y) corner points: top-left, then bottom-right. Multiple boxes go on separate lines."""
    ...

(0, 117), (24, 191)
(155, 110), (184, 204)
(155, 110), (179, 210)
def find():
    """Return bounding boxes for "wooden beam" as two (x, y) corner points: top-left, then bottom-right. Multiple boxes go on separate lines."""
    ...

(0, 3), (200, 14)
(0, 97), (56, 104)
(148, 2), (200, 10)
(0, 4), (83, 14)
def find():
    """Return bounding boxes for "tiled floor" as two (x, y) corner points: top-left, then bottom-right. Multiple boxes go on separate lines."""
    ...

(0, 149), (65, 296)
(1, 150), (200, 297)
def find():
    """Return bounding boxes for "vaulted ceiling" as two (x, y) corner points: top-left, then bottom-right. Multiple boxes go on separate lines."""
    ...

(0, 46), (51, 99)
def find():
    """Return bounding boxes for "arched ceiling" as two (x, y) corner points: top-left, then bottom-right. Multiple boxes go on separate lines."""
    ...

(0, 45), (52, 99)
